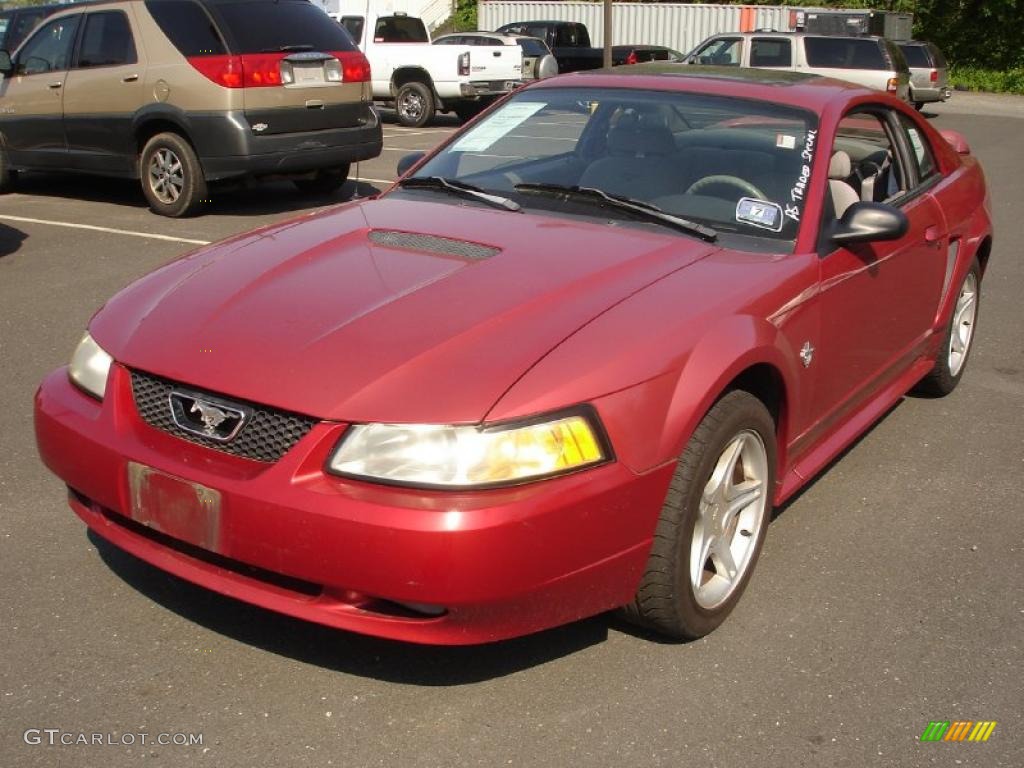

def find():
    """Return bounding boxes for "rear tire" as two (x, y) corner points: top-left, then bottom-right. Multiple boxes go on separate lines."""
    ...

(621, 390), (776, 640)
(140, 132), (206, 218)
(0, 150), (15, 193)
(395, 81), (434, 128)
(914, 260), (981, 397)
(293, 164), (350, 195)
(453, 102), (482, 124)
(914, 101), (925, 111)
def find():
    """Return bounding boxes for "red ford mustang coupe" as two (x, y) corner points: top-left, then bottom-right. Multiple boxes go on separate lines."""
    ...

(35, 66), (991, 644)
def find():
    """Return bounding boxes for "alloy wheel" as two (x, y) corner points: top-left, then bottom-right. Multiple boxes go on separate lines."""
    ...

(690, 429), (769, 610)
(948, 271), (978, 377)
(148, 147), (185, 205)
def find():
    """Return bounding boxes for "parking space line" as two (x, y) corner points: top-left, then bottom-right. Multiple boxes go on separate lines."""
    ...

(354, 176), (395, 185)
(382, 129), (456, 137)
(0, 214), (211, 245)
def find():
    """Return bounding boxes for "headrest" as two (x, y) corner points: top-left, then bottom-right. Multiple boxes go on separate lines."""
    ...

(607, 122), (675, 157)
(829, 150), (852, 180)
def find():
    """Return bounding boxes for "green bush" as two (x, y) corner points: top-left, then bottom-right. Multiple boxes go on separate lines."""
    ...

(950, 67), (1024, 96)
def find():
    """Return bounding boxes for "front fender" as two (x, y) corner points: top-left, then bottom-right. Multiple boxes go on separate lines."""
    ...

(594, 315), (804, 475)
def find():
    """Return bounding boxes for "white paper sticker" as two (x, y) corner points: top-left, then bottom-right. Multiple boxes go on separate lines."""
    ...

(450, 102), (546, 153)
(776, 134), (797, 150)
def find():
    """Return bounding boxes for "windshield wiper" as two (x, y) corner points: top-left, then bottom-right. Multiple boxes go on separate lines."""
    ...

(399, 176), (522, 212)
(514, 182), (717, 241)
(263, 44), (315, 52)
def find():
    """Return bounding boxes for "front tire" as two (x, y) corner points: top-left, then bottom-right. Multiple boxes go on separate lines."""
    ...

(622, 390), (776, 640)
(915, 260), (981, 396)
(395, 81), (434, 128)
(293, 164), (350, 195)
(140, 132), (206, 218)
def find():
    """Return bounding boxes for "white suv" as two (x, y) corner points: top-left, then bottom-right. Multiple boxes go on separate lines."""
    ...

(685, 32), (911, 102)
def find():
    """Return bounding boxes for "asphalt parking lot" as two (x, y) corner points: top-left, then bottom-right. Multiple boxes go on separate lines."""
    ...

(2, 97), (1022, 768)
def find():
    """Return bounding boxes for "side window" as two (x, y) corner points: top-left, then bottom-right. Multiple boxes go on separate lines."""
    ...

(830, 111), (907, 213)
(693, 38), (742, 66)
(750, 38), (791, 67)
(77, 12), (137, 68)
(340, 16), (364, 46)
(897, 113), (938, 182)
(15, 15), (80, 75)
(10, 10), (47, 50)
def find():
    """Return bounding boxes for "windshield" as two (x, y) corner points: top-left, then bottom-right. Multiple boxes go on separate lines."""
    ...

(407, 87), (819, 244)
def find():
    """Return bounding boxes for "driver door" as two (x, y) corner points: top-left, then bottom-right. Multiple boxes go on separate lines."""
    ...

(1, 13), (81, 167)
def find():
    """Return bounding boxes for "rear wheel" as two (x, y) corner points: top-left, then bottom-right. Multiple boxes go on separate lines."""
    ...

(395, 81), (434, 128)
(140, 132), (206, 218)
(0, 150), (16, 193)
(914, 101), (925, 111)
(622, 390), (776, 640)
(293, 164), (350, 195)
(915, 260), (981, 396)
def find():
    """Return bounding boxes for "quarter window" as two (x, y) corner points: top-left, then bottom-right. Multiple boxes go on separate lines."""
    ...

(16, 14), (80, 75)
(77, 12), (137, 68)
(897, 114), (938, 182)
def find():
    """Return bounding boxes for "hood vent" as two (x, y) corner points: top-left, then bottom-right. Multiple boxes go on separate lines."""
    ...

(369, 230), (500, 261)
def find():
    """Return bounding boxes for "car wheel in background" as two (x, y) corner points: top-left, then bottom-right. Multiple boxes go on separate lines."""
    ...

(293, 164), (351, 195)
(914, 101), (925, 111)
(453, 102), (484, 124)
(395, 81), (435, 128)
(140, 132), (207, 218)
(0, 150), (16, 193)
(915, 259), (981, 396)
(622, 390), (776, 640)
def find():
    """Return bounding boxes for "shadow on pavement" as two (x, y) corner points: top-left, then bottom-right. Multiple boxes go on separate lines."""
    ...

(7, 172), (382, 218)
(89, 529), (609, 683)
(0, 222), (28, 259)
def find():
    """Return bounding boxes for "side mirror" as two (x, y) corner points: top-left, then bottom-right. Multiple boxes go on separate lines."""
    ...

(830, 202), (908, 246)
(0, 51), (12, 76)
(396, 151), (425, 177)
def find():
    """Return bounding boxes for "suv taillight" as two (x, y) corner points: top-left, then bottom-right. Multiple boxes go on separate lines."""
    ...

(336, 51), (371, 82)
(188, 54), (287, 88)
(458, 51), (470, 77)
(625, 50), (638, 65)
(886, 77), (899, 93)
(930, 69), (938, 82)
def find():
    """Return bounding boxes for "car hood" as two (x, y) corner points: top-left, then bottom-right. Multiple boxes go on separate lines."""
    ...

(91, 198), (715, 423)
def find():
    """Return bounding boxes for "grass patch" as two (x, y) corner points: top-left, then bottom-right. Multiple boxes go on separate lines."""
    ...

(950, 67), (1024, 95)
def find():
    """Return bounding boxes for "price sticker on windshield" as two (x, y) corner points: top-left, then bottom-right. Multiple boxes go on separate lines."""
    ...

(451, 101), (546, 152)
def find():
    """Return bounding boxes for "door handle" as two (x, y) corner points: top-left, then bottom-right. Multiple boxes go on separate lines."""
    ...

(122, 74), (139, 82)
(48, 81), (62, 89)
(924, 225), (943, 244)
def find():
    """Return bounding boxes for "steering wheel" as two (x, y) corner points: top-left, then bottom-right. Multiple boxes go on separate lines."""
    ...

(685, 174), (767, 201)
(853, 159), (882, 184)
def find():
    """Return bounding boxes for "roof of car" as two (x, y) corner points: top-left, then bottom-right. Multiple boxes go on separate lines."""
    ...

(531, 64), (880, 112)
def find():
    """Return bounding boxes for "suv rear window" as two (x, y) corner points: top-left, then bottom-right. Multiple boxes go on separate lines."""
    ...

(516, 38), (548, 57)
(899, 44), (931, 68)
(145, 1), (226, 56)
(210, 0), (356, 53)
(804, 37), (886, 70)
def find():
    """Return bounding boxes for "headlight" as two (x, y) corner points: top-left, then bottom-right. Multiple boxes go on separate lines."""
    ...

(68, 332), (113, 400)
(327, 410), (609, 488)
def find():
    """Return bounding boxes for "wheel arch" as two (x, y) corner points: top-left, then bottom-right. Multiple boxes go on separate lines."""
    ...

(391, 67), (435, 93)
(132, 107), (196, 178)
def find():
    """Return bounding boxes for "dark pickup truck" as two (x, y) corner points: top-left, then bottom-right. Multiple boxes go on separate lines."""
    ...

(494, 20), (678, 73)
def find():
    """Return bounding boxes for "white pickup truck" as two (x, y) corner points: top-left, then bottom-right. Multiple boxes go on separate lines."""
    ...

(330, 12), (523, 127)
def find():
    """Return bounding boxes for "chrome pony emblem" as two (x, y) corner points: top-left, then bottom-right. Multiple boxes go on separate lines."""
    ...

(169, 391), (249, 442)
(800, 341), (815, 368)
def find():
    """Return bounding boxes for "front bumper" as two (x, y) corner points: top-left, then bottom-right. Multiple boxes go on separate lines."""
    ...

(35, 365), (672, 644)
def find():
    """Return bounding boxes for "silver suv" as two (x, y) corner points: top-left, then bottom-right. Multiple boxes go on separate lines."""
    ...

(897, 40), (951, 110)
(685, 32), (911, 102)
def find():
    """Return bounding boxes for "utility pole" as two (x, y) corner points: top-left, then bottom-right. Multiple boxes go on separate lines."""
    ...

(603, 0), (613, 68)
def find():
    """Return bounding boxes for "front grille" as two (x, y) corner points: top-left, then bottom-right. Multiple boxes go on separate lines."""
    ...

(130, 371), (317, 462)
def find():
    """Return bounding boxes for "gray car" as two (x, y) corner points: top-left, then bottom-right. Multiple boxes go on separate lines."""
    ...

(897, 40), (951, 110)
